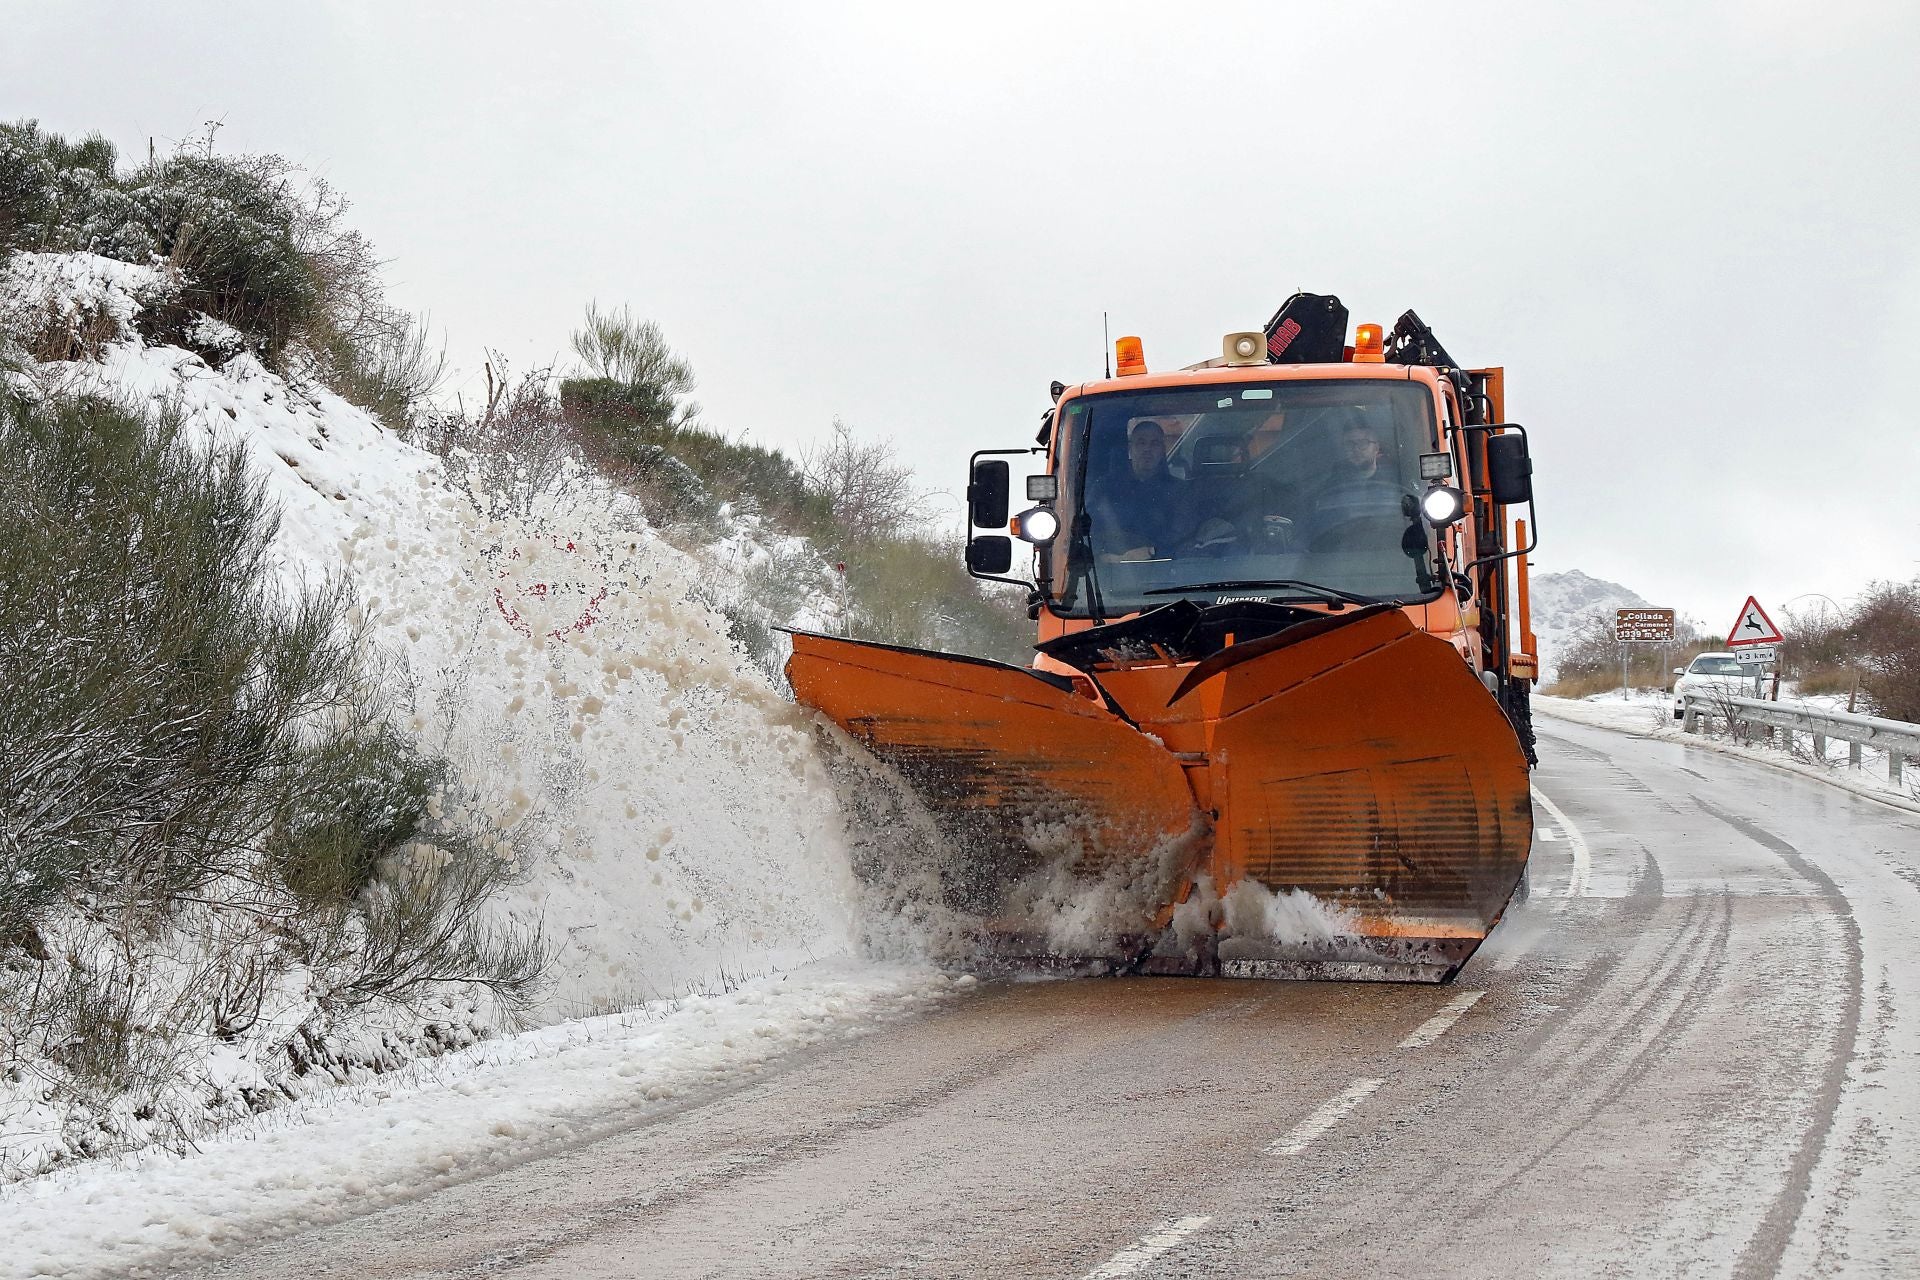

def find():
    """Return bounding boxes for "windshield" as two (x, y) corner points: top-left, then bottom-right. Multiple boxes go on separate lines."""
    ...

(1048, 379), (1443, 616)
(1689, 656), (1746, 676)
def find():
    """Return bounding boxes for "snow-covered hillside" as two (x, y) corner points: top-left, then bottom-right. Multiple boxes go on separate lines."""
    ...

(1, 251), (929, 1190)
(1529, 569), (1649, 681)
(7, 252), (866, 1013)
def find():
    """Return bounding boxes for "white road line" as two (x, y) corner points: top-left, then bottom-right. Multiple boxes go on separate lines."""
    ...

(1530, 785), (1591, 906)
(1397, 989), (1486, 1049)
(1268, 1077), (1385, 1156)
(1080, 1215), (1213, 1279)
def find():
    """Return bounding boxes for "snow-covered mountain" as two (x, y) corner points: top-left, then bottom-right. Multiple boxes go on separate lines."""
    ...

(1529, 569), (1649, 681)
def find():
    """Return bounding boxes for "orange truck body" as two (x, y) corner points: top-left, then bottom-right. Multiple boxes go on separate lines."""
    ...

(787, 306), (1539, 982)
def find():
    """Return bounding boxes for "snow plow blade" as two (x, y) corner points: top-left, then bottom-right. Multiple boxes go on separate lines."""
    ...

(784, 632), (1200, 918)
(786, 607), (1531, 983)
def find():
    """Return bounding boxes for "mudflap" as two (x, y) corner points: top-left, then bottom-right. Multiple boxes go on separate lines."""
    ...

(784, 631), (1200, 919)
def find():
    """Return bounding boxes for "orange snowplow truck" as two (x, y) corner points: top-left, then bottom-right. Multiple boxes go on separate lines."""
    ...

(788, 294), (1540, 982)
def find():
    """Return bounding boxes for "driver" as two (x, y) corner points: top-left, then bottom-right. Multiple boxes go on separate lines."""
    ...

(1332, 421), (1385, 481)
(1302, 421), (1405, 550)
(1093, 419), (1195, 561)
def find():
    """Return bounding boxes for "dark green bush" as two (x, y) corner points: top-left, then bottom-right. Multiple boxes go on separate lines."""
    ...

(1, 120), (421, 389)
(569, 303), (693, 421)
(128, 150), (322, 362)
(0, 121), (63, 260)
(0, 392), (536, 1008)
(0, 390), (317, 928)
(267, 721), (446, 906)
(561, 376), (834, 536)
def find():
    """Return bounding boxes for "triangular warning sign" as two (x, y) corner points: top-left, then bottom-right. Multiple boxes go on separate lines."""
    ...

(1726, 596), (1782, 646)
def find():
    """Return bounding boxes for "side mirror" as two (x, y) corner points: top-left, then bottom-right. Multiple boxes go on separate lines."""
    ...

(1486, 432), (1532, 505)
(966, 535), (1013, 575)
(1673, 668), (1685, 677)
(967, 459), (1010, 528)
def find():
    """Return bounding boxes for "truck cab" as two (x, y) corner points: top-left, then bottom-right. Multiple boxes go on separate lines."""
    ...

(966, 297), (1539, 757)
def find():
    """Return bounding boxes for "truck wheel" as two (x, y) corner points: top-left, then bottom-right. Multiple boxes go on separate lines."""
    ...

(1502, 678), (1539, 768)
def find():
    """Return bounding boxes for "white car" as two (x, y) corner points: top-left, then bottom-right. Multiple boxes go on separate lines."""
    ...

(1670, 652), (1757, 720)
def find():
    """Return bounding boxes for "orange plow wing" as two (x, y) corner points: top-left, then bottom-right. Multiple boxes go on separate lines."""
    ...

(786, 609), (1531, 983)
(785, 633), (1199, 921)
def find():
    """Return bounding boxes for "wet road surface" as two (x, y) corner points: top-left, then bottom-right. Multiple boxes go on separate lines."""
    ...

(197, 716), (1920, 1278)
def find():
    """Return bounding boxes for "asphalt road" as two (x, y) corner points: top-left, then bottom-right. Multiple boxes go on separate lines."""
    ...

(197, 715), (1920, 1278)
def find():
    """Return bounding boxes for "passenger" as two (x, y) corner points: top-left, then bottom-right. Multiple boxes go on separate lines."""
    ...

(1093, 419), (1194, 561)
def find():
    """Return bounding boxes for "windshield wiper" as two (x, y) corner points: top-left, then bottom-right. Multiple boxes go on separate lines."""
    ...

(1140, 579), (1379, 607)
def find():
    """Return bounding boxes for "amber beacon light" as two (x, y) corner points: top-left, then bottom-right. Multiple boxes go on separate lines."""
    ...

(1353, 323), (1385, 363)
(1115, 335), (1147, 376)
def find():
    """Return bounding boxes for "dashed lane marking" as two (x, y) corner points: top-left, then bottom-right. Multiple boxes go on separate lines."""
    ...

(1080, 1215), (1213, 1279)
(1269, 1077), (1385, 1156)
(1531, 785), (1591, 906)
(1397, 989), (1486, 1049)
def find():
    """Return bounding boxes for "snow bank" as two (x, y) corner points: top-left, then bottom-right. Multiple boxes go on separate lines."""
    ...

(0, 964), (963, 1280)
(1536, 693), (1920, 812)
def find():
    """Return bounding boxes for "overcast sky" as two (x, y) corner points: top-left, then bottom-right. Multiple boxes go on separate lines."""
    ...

(7, 0), (1917, 628)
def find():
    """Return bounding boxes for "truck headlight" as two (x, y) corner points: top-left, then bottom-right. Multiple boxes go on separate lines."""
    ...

(1421, 485), (1466, 526)
(1013, 506), (1060, 543)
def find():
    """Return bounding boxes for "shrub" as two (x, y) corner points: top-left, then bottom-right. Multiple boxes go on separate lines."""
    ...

(0, 390), (541, 1014)
(0, 119), (425, 403)
(561, 376), (832, 536)
(1795, 665), (1858, 697)
(1849, 579), (1920, 722)
(0, 122), (61, 260)
(414, 356), (577, 519)
(0, 390), (314, 928)
(128, 148), (322, 362)
(266, 719), (446, 905)
(319, 308), (447, 429)
(801, 417), (930, 543)
(1780, 600), (1851, 680)
(1549, 607), (1720, 692)
(1544, 669), (1636, 700)
(838, 531), (1033, 664)
(569, 302), (694, 419)
(556, 305), (823, 534)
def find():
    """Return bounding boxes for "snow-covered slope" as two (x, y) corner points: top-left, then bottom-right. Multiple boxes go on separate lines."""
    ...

(6, 252), (865, 1018)
(1, 252), (934, 1201)
(1529, 569), (1649, 681)
(0, 249), (981, 1265)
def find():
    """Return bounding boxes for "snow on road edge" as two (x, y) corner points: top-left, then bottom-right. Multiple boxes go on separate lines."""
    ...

(1536, 695), (1920, 814)
(0, 962), (964, 1280)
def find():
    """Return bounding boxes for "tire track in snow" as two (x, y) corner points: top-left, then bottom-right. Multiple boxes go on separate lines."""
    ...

(1692, 798), (1865, 1280)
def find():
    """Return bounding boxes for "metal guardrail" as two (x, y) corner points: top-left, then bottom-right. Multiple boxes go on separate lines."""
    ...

(1681, 692), (1920, 784)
